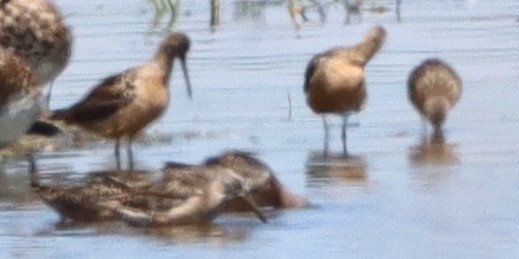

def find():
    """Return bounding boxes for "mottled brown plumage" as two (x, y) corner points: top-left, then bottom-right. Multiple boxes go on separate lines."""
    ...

(30, 160), (266, 226)
(0, 47), (42, 145)
(202, 151), (308, 210)
(408, 58), (462, 136)
(112, 167), (267, 226)
(304, 25), (386, 154)
(50, 32), (192, 170)
(0, 47), (37, 106)
(0, 0), (71, 104)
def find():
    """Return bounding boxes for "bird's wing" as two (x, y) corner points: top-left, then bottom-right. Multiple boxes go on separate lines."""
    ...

(54, 70), (137, 122)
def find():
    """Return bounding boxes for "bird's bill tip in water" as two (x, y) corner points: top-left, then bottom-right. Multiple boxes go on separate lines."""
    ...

(242, 192), (268, 223)
(180, 56), (193, 100)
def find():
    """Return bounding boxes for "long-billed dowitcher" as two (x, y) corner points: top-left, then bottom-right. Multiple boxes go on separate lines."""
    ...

(50, 32), (192, 170)
(408, 58), (462, 138)
(201, 151), (308, 210)
(303, 25), (386, 155)
(107, 168), (267, 226)
(0, 47), (42, 146)
(0, 0), (72, 105)
(29, 160), (266, 226)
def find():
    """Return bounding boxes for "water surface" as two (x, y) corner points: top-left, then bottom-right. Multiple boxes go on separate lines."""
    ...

(1, 0), (519, 258)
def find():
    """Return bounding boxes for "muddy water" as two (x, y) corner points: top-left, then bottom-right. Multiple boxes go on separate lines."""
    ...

(1, 0), (519, 257)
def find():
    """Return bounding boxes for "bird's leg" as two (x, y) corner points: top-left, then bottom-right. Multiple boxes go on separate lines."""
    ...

(432, 127), (444, 144)
(45, 81), (55, 108)
(27, 154), (40, 189)
(322, 115), (330, 156)
(341, 113), (350, 156)
(420, 116), (429, 144)
(127, 137), (134, 172)
(115, 138), (121, 171)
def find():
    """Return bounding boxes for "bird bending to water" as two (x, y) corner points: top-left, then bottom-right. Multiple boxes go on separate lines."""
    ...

(303, 25), (386, 155)
(50, 32), (192, 170)
(408, 58), (462, 138)
(0, 47), (42, 146)
(29, 161), (266, 226)
(201, 151), (308, 210)
(108, 168), (267, 226)
(0, 0), (72, 105)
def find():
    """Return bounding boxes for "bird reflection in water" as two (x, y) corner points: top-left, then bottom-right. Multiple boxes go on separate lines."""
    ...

(147, 0), (179, 32)
(409, 130), (459, 166)
(233, 0), (267, 22)
(46, 215), (252, 243)
(306, 151), (367, 184)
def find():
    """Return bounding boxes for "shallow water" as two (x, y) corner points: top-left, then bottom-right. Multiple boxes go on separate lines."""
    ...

(1, 0), (519, 258)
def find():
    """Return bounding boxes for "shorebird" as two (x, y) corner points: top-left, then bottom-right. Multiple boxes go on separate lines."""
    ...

(108, 168), (267, 226)
(202, 151), (308, 210)
(50, 32), (192, 170)
(0, 0), (72, 105)
(0, 47), (42, 146)
(408, 58), (462, 138)
(29, 160), (266, 226)
(303, 25), (386, 155)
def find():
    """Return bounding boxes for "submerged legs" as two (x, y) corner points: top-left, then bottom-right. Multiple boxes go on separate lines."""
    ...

(322, 115), (330, 155)
(45, 81), (55, 107)
(115, 138), (121, 171)
(127, 137), (135, 172)
(114, 138), (136, 171)
(321, 113), (352, 156)
(341, 113), (350, 156)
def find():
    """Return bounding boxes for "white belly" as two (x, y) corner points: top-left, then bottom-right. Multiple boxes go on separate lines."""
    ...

(0, 92), (43, 146)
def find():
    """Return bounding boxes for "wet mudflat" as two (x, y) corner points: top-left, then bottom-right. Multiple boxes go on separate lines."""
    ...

(1, 0), (519, 258)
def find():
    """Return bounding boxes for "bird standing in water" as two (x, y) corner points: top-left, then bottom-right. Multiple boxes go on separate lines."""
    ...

(50, 33), (192, 170)
(303, 26), (386, 155)
(408, 58), (462, 139)
(0, 0), (72, 105)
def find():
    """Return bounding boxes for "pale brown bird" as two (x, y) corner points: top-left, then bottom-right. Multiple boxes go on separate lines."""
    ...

(0, 47), (42, 146)
(201, 151), (308, 210)
(50, 32), (192, 170)
(408, 58), (462, 138)
(303, 25), (386, 155)
(108, 168), (267, 226)
(0, 0), (72, 105)
(29, 159), (266, 226)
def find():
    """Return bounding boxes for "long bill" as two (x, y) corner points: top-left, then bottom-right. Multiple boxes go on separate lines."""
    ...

(180, 55), (193, 100)
(241, 192), (268, 223)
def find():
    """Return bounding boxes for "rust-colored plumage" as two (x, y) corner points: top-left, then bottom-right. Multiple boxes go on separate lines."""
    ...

(304, 25), (386, 154)
(0, 0), (72, 104)
(50, 32), (192, 170)
(408, 58), (462, 137)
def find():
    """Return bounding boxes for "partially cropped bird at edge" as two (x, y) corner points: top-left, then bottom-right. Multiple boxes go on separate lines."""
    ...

(0, 0), (72, 106)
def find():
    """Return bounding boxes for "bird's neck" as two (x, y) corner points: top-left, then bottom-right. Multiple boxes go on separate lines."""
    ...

(424, 97), (450, 129)
(153, 52), (175, 85)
